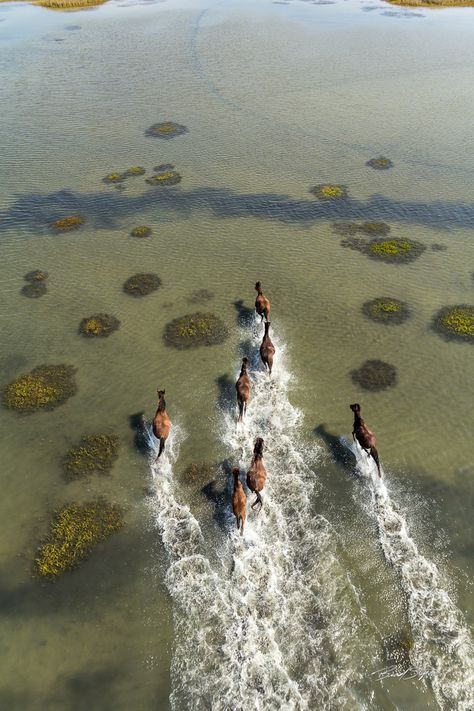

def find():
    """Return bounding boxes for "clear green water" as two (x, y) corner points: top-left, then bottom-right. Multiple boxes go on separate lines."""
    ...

(0, 0), (473, 708)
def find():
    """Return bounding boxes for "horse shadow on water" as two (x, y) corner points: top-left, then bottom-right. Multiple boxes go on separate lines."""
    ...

(201, 459), (235, 533)
(314, 423), (359, 479)
(233, 299), (255, 328)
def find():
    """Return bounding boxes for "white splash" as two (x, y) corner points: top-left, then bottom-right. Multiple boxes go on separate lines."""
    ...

(350, 441), (474, 711)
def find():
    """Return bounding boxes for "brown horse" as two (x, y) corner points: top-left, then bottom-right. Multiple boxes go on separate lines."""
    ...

(235, 357), (251, 421)
(153, 389), (171, 461)
(246, 437), (267, 511)
(350, 403), (381, 477)
(231, 467), (247, 535)
(255, 281), (271, 322)
(260, 322), (276, 375)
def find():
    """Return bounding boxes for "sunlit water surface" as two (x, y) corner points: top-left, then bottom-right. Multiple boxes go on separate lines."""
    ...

(0, 0), (473, 708)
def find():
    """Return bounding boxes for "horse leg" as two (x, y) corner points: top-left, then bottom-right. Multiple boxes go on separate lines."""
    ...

(251, 491), (262, 511)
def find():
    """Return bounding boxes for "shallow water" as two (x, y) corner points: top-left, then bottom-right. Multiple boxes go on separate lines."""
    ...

(0, 0), (473, 708)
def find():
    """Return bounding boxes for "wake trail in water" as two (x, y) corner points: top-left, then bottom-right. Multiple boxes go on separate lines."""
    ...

(148, 321), (370, 710)
(349, 441), (474, 711)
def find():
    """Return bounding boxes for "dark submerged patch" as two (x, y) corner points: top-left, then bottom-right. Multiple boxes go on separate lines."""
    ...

(351, 359), (397, 391)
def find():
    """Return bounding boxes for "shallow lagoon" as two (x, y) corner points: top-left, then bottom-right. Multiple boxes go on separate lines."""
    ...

(0, 0), (473, 708)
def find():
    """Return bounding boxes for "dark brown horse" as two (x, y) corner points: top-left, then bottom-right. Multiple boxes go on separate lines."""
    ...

(235, 357), (251, 421)
(255, 281), (270, 322)
(260, 322), (275, 375)
(153, 389), (171, 461)
(350, 403), (381, 477)
(231, 467), (247, 535)
(246, 438), (267, 511)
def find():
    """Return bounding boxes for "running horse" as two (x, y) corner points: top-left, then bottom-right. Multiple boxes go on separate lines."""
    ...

(350, 403), (381, 477)
(235, 357), (251, 421)
(255, 281), (271, 322)
(246, 437), (267, 511)
(231, 467), (247, 535)
(260, 322), (276, 375)
(153, 389), (171, 461)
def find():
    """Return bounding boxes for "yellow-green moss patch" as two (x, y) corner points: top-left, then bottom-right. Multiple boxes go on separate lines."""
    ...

(145, 122), (188, 139)
(2, 364), (77, 412)
(145, 171), (182, 187)
(310, 184), (348, 200)
(63, 434), (119, 479)
(124, 166), (146, 176)
(362, 298), (410, 325)
(433, 305), (474, 343)
(79, 313), (120, 338)
(130, 225), (152, 238)
(21, 283), (47, 299)
(36, 0), (108, 9)
(368, 238), (425, 264)
(123, 273), (161, 297)
(24, 270), (49, 283)
(103, 172), (125, 184)
(52, 215), (85, 232)
(164, 312), (229, 349)
(351, 359), (397, 391)
(366, 156), (393, 170)
(35, 500), (123, 579)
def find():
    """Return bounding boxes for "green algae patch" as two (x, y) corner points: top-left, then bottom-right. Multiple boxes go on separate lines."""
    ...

(130, 225), (152, 238)
(21, 283), (47, 299)
(145, 171), (182, 187)
(35, 500), (123, 579)
(123, 273), (161, 297)
(79, 313), (120, 338)
(310, 184), (348, 200)
(351, 359), (397, 391)
(433, 305), (474, 343)
(164, 312), (229, 349)
(362, 298), (410, 325)
(103, 172), (125, 184)
(24, 270), (48, 283)
(125, 166), (146, 177)
(2, 364), (77, 413)
(52, 215), (85, 232)
(368, 238), (425, 264)
(145, 122), (188, 139)
(366, 156), (393, 170)
(63, 434), (119, 479)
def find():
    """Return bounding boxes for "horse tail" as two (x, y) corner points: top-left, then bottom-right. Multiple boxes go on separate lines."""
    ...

(238, 397), (245, 421)
(158, 437), (166, 458)
(370, 447), (381, 478)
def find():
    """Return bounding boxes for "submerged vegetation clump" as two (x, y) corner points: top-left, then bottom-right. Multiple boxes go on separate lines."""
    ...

(24, 270), (49, 283)
(103, 172), (125, 184)
(21, 283), (47, 299)
(145, 171), (182, 187)
(36, 0), (108, 8)
(187, 288), (215, 304)
(145, 122), (188, 139)
(79, 313), (120, 338)
(35, 500), (123, 579)
(52, 215), (85, 232)
(362, 298), (410, 325)
(125, 166), (146, 176)
(310, 184), (348, 200)
(154, 163), (175, 172)
(433, 305), (474, 343)
(163, 312), (229, 349)
(367, 238), (425, 263)
(130, 225), (152, 238)
(2, 364), (77, 412)
(366, 156), (394, 170)
(351, 359), (397, 391)
(63, 434), (119, 479)
(332, 221), (391, 238)
(123, 273), (161, 297)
